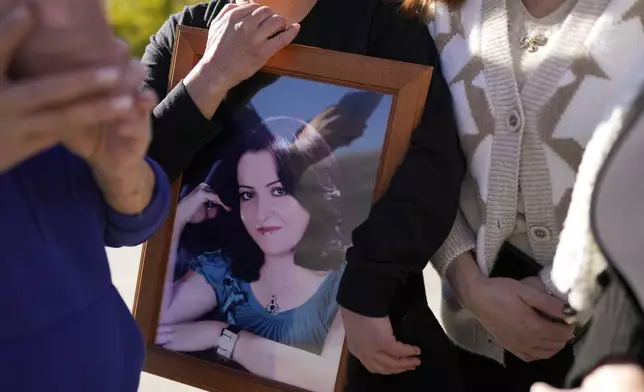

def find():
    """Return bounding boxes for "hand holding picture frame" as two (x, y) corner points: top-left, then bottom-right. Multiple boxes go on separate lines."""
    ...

(133, 25), (432, 392)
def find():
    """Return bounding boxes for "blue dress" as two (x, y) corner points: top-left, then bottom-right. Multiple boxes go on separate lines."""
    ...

(190, 250), (343, 355)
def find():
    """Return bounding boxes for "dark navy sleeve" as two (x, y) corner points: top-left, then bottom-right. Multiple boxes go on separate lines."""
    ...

(103, 158), (171, 248)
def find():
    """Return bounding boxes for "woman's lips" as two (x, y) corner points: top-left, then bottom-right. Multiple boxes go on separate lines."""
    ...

(256, 226), (282, 236)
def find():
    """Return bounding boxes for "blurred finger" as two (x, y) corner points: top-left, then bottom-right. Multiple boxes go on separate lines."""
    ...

(156, 331), (174, 346)
(373, 352), (420, 373)
(210, 194), (231, 211)
(520, 285), (567, 320)
(113, 111), (150, 139)
(14, 94), (134, 137)
(380, 338), (421, 358)
(0, 5), (33, 73)
(1, 66), (122, 115)
(157, 324), (175, 335)
(526, 346), (560, 361)
(532, 316), (575, 342)
(156, 333), (172, 346)
(195, 184), (229, 210)
(537, 337), (569, 351)
(196, 189), (230, 211)
(363, 359), (392, 375)
(197, 182), (212, 190)
(135, 89), (158, 114)
(509, 348), (537, 362)
(262, 24), (300, 56)
(112, 38), (131, 63)
(360, 360), (379, 375)
(122, 60), (147, 90)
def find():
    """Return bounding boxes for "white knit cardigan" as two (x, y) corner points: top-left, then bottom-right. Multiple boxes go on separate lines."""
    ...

(426, 0), (644, 361)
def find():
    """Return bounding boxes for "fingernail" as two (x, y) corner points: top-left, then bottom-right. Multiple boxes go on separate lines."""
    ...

(96, 67), (120, 85)
(111, 96), (133, 110)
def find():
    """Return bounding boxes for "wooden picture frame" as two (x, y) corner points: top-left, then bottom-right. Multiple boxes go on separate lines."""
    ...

(133, 25), (432, 392)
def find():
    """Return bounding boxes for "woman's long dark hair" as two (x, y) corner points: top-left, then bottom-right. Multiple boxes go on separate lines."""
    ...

(206, 117), (345, 282)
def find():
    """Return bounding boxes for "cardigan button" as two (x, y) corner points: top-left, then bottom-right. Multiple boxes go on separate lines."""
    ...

(507, 110), (522, 132)
(529, 226), (551, 241)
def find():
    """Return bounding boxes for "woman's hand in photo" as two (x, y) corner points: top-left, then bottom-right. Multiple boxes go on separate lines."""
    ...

(532, 363), (644, 392)
(175, 183), (231, 228)
(156, 321), (225, 352)
(183, 2), (300, 118)
(342, 308), (421, 375)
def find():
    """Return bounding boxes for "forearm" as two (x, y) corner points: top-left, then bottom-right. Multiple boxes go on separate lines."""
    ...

(147, 80), (225, 183)
(183, 65), (228, 120)
(141, 15), (226, 183)
(431, 211), (477, 278)
(445, 251), (487, 311)
(93, 158), (154, 215)
(159, 226), (183, 324)
(234, 332), (339, 391)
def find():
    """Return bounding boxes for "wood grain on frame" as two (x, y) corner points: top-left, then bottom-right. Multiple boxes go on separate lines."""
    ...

(134, 24), (432, 392)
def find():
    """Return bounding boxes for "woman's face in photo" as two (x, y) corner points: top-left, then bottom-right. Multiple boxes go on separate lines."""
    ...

(237, 150), (310, 256)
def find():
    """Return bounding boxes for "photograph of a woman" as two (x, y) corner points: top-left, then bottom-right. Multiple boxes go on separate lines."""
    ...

(157, 116), (348, 392)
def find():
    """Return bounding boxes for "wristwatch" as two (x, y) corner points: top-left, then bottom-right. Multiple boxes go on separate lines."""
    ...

(216, 325), (242, 360)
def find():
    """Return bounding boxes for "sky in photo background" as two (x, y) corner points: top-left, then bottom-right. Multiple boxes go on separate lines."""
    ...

(251, 75), (393, 157)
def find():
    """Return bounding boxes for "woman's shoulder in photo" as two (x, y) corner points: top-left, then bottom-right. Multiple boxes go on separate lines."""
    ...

(189, 249), (234, 286)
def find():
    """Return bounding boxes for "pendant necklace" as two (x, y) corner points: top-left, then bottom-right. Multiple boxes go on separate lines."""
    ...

(267, 294), (281, 316)
(264, 275), (299, 317)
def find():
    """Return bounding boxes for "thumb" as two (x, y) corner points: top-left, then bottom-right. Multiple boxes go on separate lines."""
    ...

(0, 5), (34, 74)
(519, 283), (566, 319)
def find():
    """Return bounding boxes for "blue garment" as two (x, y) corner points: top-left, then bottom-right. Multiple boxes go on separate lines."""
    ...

(0, 146), (171, 391)
(190, 250), (343, 354)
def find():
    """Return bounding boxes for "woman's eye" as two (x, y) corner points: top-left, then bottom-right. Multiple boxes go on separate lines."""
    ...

(239, 192), (254, 201)
(272, 187), (287, 197)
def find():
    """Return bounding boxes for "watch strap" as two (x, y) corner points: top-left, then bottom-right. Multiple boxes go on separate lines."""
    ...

(215, 325), (242, 360)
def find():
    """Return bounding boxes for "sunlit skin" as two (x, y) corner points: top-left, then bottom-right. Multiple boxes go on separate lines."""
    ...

(236, 0), (317, 24)
(237, 150), (310, 257)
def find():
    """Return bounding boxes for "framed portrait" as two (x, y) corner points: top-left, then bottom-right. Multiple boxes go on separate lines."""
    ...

(133, 25), (433, 392)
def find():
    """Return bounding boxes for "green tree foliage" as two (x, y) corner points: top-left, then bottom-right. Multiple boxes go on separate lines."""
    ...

(107, 0), (203, 57)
